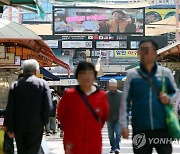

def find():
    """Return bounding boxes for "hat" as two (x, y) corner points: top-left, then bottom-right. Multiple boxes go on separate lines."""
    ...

(109, 78), (117, 86)
(50, 89), (54, 93)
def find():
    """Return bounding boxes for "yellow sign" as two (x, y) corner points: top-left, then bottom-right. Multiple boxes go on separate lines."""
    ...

(114, 50), (137, 58)
(37, 74), (43, 79)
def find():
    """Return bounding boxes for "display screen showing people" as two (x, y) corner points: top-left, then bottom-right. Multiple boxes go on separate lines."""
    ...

(53, 7), (144, 34)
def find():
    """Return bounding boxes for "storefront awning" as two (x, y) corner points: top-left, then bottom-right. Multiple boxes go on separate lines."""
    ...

(0, 19), (70, 76)
(40, 67), (59, 80)
(100, 75), (126, 81)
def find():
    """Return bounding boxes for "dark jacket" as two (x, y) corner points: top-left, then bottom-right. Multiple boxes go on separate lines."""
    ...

(106, 90), (122, 122)
(6, 75), (52, 132)
(49, 96), (57, 117)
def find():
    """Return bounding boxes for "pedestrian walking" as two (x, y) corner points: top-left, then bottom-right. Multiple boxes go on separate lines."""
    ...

(45, 89), (58, 136)
(5, 59), (52, 154)
(106, 78), (122, 154)
(120, 40), (179, 154)
(57, 61), (109, 154)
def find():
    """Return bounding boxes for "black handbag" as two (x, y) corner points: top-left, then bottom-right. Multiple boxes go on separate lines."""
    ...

(4, 133), (14, 153)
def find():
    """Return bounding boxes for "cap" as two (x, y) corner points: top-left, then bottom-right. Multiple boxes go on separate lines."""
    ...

(50, 89), (54, 93)
(109, 78), (117, 86)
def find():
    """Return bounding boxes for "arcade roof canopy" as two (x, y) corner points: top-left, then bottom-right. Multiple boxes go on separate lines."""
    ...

(0, 19), (70, 74)
(0, 0), (44, 18)
(157, 40), (180, 56)
(146, 16), (180, 36)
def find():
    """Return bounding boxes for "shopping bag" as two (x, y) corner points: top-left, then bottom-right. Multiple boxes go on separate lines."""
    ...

(0, 129), (5, 152)
(164, 104), (180, 139)
(161, 69), (180, 139)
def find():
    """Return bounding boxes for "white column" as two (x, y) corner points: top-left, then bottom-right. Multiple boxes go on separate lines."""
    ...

(175, 0), (180, 41)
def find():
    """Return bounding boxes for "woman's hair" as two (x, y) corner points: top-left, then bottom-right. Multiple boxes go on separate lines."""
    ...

(74, 61), (97, 79)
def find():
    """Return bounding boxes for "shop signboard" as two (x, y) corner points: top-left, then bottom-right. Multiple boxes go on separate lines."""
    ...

(44, 40), (59, 48)
(0, 53), (15, 65)
(0, 46), (5, 58)
(62, 41), (92, 49)
(92, 50), (114, 58)
(114, 50), (137, 58)
(96, 41), (120, 49)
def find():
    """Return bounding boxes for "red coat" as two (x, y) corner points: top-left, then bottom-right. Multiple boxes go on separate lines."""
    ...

(57, 86), (109, 154)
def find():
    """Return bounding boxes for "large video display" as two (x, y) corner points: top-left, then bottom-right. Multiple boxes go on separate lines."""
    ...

(53, 7), (145, 34)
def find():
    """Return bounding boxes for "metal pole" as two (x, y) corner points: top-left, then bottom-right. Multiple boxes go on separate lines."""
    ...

(175, 0), (179, 41)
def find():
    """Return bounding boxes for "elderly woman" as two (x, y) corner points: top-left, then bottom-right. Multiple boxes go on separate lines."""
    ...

(57, 61), (109, 154)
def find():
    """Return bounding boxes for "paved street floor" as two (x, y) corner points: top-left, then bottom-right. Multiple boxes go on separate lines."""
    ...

(14, 124), (180, 154)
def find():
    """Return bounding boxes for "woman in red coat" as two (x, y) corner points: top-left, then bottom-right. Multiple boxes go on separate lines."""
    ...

(57, 61), (109, 154)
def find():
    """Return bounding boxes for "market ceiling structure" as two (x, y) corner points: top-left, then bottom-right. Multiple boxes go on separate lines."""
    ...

(0, 18), (70, 75)
(0, 0), (44, 18)
(51, 0), (152, 8)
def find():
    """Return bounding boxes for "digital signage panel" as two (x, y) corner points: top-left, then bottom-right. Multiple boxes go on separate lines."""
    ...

(53, 7), (145, 35)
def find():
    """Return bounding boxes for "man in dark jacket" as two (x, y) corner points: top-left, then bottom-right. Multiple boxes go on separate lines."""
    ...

(106, 78), (122, 154)
(6, 59), (52, 154)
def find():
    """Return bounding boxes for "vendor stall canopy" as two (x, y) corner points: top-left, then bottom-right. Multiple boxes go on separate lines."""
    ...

(0, 18), (70, 75)
(0, 0), (44, 19)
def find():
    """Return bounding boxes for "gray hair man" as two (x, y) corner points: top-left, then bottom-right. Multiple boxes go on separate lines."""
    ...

(106, 78), (122, 154)
(6, 59), (52, 154)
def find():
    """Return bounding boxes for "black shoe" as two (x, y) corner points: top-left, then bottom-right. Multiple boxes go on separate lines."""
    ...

(110, 150), (115, 153)
(46, 132), (50, 136)
(115, 149), (120, 154)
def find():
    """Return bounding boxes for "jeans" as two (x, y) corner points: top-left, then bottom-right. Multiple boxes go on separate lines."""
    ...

(45, 117), (56, 133)
(107, 120), (121, 151)
(132, 129), (172, 154)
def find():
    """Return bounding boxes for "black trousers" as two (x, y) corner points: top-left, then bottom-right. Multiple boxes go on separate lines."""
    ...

(132, 129), (172, 154)
(15, 126), (44, 154)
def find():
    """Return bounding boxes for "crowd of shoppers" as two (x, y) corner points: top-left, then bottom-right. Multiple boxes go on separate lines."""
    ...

(2, 39), (180, 154)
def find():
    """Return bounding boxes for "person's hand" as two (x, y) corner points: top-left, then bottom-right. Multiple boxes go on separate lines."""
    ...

(159, 92), (170, 104)
(7, 132), (15, 138)
(121, 128), (129, 139)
